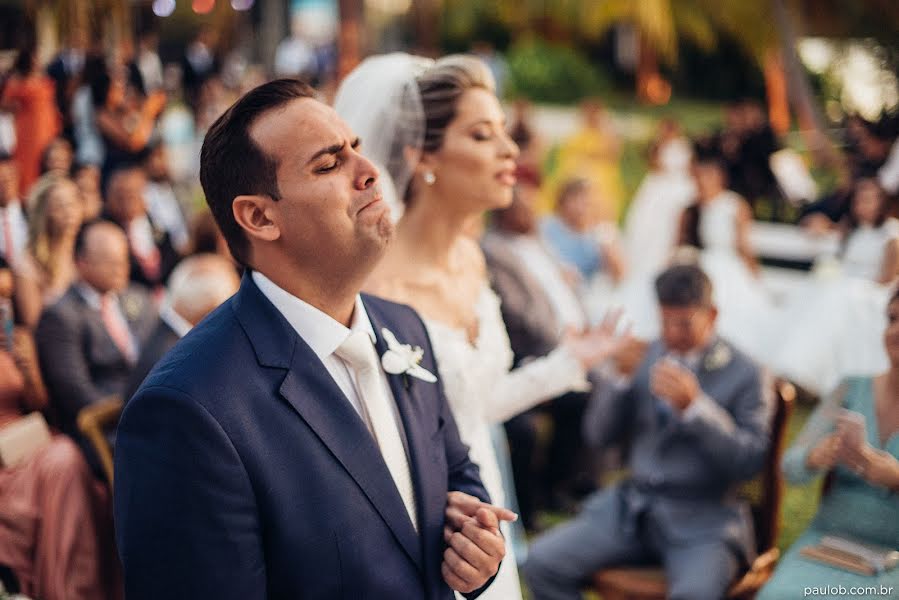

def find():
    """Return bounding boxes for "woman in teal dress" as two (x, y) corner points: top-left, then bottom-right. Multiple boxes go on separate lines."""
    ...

(759, 289), (899, 599)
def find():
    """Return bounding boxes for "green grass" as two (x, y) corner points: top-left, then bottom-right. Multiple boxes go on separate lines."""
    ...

(777, 400), (823, 552)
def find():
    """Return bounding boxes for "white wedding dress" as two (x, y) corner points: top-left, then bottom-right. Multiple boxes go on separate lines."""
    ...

(622, 137), (696, 278)
(769, 219), (899, 394)
(423, 285), (589, 600)
(695, 191), (779, 363)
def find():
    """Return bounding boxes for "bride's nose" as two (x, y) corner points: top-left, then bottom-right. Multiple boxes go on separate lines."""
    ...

(499, 130), (520, 159)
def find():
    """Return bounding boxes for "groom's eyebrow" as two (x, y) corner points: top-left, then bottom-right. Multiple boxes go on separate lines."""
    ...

(307, 142), (345, 164)
(306, 138), (362, 165)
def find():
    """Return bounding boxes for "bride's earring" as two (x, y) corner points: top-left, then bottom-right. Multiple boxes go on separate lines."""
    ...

(423, 171), (436, 186)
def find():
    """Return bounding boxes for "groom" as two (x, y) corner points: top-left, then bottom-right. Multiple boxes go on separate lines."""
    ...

(114, 79), (510, 599)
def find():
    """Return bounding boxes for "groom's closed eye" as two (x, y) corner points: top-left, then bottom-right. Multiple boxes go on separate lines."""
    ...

(311, 138), (362, 173)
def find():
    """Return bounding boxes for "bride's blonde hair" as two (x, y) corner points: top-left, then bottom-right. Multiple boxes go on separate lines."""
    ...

(416, 55), (496, 154)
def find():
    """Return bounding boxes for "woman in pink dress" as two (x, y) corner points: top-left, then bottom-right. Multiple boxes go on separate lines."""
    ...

(1, 46), (62, 194)
(0, 262), (120, 600)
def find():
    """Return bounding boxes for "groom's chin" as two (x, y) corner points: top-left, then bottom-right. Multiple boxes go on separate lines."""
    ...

(375, 213), (396, 244)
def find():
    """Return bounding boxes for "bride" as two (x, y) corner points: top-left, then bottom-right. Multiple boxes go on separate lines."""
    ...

(335, 53), (623, 600)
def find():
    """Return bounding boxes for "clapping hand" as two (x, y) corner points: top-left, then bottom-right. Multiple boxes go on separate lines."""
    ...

(563, 309), (630, 370)
(650, 358), (701, 412)
(442, 492), (517, 593)
(807, 433), (843, 471)
(612, 336), (649, 378)
(839, 440), (899, 489)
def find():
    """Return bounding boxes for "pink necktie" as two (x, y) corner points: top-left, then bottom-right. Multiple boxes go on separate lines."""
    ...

(100, 295), (136, 363)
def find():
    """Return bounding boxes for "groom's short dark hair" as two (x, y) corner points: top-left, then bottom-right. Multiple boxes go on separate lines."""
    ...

(200, 78), (315, 267)
(655, 264), (714, 308)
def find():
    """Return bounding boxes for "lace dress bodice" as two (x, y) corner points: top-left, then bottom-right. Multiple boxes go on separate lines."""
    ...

(422, 285), (588, 509)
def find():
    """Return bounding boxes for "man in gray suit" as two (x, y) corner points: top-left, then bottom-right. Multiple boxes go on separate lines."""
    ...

(36, 219), (156, 470)
(524, 264), (773, 600)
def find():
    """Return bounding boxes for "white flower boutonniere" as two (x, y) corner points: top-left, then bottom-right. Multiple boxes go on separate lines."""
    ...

(380, 328), (438, 383)
(704, 341), (732, 371)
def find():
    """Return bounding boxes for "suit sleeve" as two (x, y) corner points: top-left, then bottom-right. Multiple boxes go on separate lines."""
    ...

(437, 372), (491, 505)
(114, 385), (266, 600)
(679, 367), (773, 481)
(582, 370), (637, 450)
(36, 307), (107, 416)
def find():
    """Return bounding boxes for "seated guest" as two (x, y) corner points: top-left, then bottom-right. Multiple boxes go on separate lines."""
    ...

(0, 260), (119, 600)
(0, 153), (27, 267)
(758, 290), (899, 600)
(104, 165), (180, 289)
(36, 220), (155, 468)
(524, 264), (773, 600)
(483, 181), (598, 528)
(72, 162), (103, 221)
(143, 143), (190, 254)
(38, 137), (74, 180)
(540, 177), (626, 285)
(124, 253), (239, 401)
(18, 176), (84, 306)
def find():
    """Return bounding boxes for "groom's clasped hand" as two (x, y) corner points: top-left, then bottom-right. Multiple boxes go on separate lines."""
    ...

(441, 491), (518, 593)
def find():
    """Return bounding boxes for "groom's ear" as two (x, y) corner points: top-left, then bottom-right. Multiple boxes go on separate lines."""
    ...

(232, 194), (281, 243)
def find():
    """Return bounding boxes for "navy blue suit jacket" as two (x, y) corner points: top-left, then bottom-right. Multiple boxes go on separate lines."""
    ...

(114, 274), (492, 599)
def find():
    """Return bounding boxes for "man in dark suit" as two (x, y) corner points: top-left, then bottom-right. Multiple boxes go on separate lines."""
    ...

(124, 253), (240, 401)
(114, 79), (511, 599)
(525, 264), (773, 600)
(104, 165), (181, 289)
(36, 220), (156, 461)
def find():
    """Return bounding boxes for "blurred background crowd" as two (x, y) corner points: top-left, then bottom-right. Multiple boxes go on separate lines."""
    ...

(0, 0), (897, 599)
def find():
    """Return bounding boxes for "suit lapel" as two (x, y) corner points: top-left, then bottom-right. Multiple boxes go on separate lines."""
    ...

(74, 289), (130, 364)
(277, 352), (424, 573)
(232, 277), (424, 573)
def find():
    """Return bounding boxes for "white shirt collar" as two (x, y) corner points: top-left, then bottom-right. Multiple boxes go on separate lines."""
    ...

(159, 301), (193, 339)
(76, 281), (110, 310)
(0, 201), (23, 216)
(251, 270), (376, 361)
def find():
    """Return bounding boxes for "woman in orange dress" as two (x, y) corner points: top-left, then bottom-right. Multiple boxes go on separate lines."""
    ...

(1, 46), (62, 194)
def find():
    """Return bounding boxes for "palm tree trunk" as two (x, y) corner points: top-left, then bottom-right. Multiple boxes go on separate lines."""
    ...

(259, 0), (286, 74)
(636, 32), (671, 105)
(410, 0), (441, 57)
(764, 50), (790, 135)
(771, 0), (844, 171)
(337, 0), (363, 80)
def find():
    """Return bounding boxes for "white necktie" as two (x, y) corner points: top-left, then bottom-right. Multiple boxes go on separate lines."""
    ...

(336, 331), (418, 531)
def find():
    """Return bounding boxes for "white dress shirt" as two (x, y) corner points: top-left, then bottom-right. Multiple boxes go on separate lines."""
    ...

(145, 181), (190, 253)
(252, 271), (407, 441)
(0, 201), (28, 265)
(76, 282), (139, 352)
(159, 301), (193, 339)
